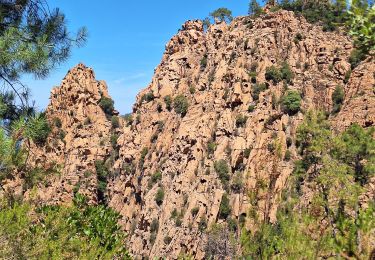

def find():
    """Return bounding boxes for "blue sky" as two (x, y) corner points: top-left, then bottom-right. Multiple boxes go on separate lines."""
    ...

(24, 0), (250, 114)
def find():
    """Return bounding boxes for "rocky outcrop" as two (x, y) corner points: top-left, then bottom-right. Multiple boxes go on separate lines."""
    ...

(26, 63), (117, 204)
(4, 9), (374, 260)
(104, 10), (373, 258)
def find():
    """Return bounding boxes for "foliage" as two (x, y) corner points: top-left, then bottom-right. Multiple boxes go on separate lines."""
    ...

(265, 62), (294, 84)
(110, 134), (118, 149)
(191, 206), (199, 217)
(95, 160), (109, 203)
(150, 171), (162, 186)
(173, 95), (189, 116)
(111, 115), (120, 128)
(99, 96), (114, 115)
(281, 90), (301, 115)
(349, 48), (367, 69)
(248, 0), (264, 16)
(279, 0), (349, 31)
(214, 159), (230, 187)
(139, 147), (149, 169)
(241, 111), (375, 259)
(235, 114), (248, 127)
(218, 193), (231, 219)
(265, 65), (282, 84)
(209, 8), (233, 23)
(348, 1), (375, 57)
(140, 92), (155, 103)
(24, 113), (51, 145)
(155, 188), (165, 206)
(164, 95), (172, 111)
(331, 85), (344, 114)
(207, 141), (217, 156)
(248, 105), (256, 113)
(251, 83), (267, 101)
(0, 194), (129, 259)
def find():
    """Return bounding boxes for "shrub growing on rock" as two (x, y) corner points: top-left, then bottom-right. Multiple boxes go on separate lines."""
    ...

(111, 115), (120, 128)
(331, 85), (344, 114)
(173, 95), (189, 116)
(99, 96), (114, 115)
(251, 83), (268, 101)
(164, 95), (172, 111)
(265, 66), (282, 84)
(155, 188), (165, 206)
(140, 92), (155, 103)
(235, 114), (248, 128)
(214, 160), (230, 186)
(218, 193), (231, 219)
(281, 90), (301, 115)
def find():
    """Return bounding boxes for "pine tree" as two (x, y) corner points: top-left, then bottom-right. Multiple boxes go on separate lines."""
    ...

(248, 0), (263, 16)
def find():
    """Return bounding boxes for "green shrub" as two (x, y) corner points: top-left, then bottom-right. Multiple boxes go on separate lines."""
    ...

(111, 116), (120, 128)
(235, 114), (248, 128)
(265, 63), (294, 84)
(198, 216), (207, 232)
(244, 148), (252, 158)
(53, 117), (62, 128)
(111, 134), (118, 149)
(25, 113), (51, 145)
(280, 62), (294, 84)
(191, 206), (199, 217)
(349, 49), (366, 69)
(332, 85), (344, 114)
(284, 150), (292, 161)
(99, 96), (114, 115)
(155, 188), (165, 206)
(265, 66), (282, 84)
(214, 160), (230, 186)
(281, 90), (301, 115)
(164, 95), (172, 111)
(248, 105), (256, 112)
(164, 236), (172, 245)
(150, 171), (162, 186)
(189, 85), (196, 94)
(0, 194), (129, 258)
(150, 219), (159, 232)
(251, 83), (268, 101)
(173, 95), (189, 116)
(218, 193), (231, 219)
(207, 141), (217, 156)
(139, 147), (149, 168)
(200, 55), (208, 68)
(140, 92), (155, 103)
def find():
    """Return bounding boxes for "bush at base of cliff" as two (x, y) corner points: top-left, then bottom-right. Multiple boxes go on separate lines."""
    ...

(0, 193), (130, 259)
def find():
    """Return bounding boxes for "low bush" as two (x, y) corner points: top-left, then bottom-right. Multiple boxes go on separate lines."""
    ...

(111, 116), (120, 128)
(99, 96), (114, 115)
(235, 114), (248, 128)
(281, 90), (301, 115)
(332, 85), (344, 114)
(173, 95), (189, 116)
(155, 188), (165, 206)
(218, 193), (231, 219)
(251, 83), (268, 101)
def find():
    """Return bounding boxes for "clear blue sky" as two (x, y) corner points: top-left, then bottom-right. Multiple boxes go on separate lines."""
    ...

(24, 0), (250, 114)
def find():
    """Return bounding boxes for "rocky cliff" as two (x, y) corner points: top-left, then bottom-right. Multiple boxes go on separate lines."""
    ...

(10, 9), (374, 259)
(19, 64), (118, 204)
